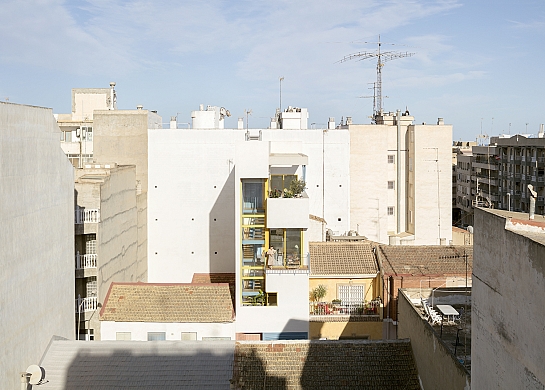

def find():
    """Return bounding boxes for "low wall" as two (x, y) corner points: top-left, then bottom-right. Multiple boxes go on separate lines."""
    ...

(309, 318), (382, 340)
(398, 290), (470, 390)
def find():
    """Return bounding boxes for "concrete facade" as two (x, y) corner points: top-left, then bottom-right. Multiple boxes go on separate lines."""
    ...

(0, 102), (74, 390)
(74, 165), (142, 340)
(346, 113), (452, 245)
(472, 208), (545, 389)
(398, 290), (470, 390)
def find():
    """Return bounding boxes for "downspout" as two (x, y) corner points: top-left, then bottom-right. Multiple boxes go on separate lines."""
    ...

(396, 109), (401, 234)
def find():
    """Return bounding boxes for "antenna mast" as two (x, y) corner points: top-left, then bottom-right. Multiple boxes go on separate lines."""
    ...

(339, 35), (415, 119)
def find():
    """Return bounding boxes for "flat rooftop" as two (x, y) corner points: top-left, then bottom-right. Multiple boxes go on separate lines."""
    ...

(481, 208), (545, 245)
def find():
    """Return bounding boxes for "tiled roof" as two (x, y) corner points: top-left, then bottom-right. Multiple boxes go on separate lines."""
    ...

(378, 245), (473, 276)
(309, 242), (378, 275)
(100, 282), (234, 323)
(192, 273), (236, 307)
(38, 339), (420, 389)
(39, 340), (235, 389)
(232, 340), (421, 390)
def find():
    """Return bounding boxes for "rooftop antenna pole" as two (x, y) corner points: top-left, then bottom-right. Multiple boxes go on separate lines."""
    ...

(279, 77), (284, 112)
(338, 35), (415, 119)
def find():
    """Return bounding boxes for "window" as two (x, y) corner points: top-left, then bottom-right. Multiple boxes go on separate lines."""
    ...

(270, 174), (297, 195)
(267, 292), (278, 306)
(242, 180), (265, 214)
(337, 284), (365, 304)
(202, 337), (232, 341)
(388, 155), (395, 164)
(116, 332), (131, 340)
(85, 234), (96, 254)
(388, 181), (395, 190)
(181, 332), (197, 340)
(86, 277), (97, 297)
(387, 206), (395, 216)
(147, 332), (166, 341)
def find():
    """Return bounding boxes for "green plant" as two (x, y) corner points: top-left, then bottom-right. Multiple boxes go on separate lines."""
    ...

(250, 290), (265, 306)
(283, 179), (306, 198)
(310, 284), (327, 302)
(332, 299), (342, 305)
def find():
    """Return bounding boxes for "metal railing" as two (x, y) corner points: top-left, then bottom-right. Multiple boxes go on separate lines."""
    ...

(309, 300), (381, 316)
(75, 252), (97, 269)
(75, 296), (98, 313)
(75, 208), (100, 224)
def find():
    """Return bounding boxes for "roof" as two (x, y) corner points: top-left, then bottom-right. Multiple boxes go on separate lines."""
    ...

(480, 208), (545, 245)
(192, 273), (236, 308)
(309, 242), (378, 276)
(232, 340), (421, 389)
(378, 245), (473, 276)
(38, 339), (420, 389)
(39, 340), (235, 389)
(100, 282), (234, 323)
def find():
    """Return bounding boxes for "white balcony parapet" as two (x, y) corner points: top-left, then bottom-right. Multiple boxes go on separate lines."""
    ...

(75, 296), (98, 313)
(75, 208), (100, 224)
(75, 252), (97, 270)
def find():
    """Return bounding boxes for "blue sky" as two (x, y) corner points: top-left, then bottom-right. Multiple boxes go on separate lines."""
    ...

(1, 0), (544, 140)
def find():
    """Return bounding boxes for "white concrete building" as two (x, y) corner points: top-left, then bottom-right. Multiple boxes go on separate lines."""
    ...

(55, 83), (117, 167)
(0, 102), (74, 390)
(473, 208), (545, 389)
(147, 105), (452, 338)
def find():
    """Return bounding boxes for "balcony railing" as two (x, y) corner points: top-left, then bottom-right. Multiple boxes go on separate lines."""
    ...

(75, 252), (97, 270)
(75, 208), (100, 224)
(309, 300), (381, 316)
(75, 296), (98, 313)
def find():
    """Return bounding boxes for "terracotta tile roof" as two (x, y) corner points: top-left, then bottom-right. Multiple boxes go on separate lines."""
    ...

(39, 340), (235, 389)
(232, 340), (421, 389)
(100, 282), (234, 323)
(378, 245), (473, 276)
(309, 242), (378, 275)
(192, 273), (236, 307)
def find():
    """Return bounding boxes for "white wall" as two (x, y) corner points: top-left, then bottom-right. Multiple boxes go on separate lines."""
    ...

(101, 321), (235, 341)
(0, 102), (74, 390)
(147, 128), (351, 283)
(235, 273), (309, 334)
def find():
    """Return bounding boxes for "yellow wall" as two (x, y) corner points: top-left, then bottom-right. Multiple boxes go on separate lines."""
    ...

(310, 321), (383, 340)
(309, 275), (380, 302)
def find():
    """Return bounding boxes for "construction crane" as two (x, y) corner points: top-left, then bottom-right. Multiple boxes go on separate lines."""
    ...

(339, 35), (415, 120)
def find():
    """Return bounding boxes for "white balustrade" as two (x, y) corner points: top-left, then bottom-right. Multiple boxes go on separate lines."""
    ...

(75, 252), (97, 269)
(75, 208), (100, 224)
(75, 296), (98, 313)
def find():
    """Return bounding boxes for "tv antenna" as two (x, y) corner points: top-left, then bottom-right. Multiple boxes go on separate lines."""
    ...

(244, 109), (253, 130)
(339, 35), (415, 119)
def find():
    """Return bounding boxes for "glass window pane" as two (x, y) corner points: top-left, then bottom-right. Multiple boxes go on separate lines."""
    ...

(269, 229), (284, 266)
(147, 332), (166, 341)
(242, 181), (264, 214)
(270, 176), (283, 193)
(286, 229), (301, 266)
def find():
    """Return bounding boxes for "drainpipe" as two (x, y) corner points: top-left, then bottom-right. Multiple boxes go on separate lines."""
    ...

(396, 109), (401, 234)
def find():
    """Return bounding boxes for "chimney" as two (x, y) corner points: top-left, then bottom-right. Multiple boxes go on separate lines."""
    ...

(136, 105), (143, 110)
(437, 118), (444, 125)
(238, 118), (244, 130)
(170, 116), (177, 129)
(328, 117), (335, 130)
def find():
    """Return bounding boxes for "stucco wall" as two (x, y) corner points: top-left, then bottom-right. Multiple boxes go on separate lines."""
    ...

(309, 276), (379, 303)
(101, 321), (235, 341)
(309, 320), (383, 340)
(98, 166), (140, 301)
(411, 124), (453, 244)
(0, 102), (74, 390)
(93, 110), (150, 192)
(398, 290), (470, 390)
(472, 209), (545, 389)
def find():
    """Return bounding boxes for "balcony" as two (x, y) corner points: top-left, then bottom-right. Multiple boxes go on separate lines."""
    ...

(75, 296), (98, 313)
(266, 192), (309, 229)
(75, 208), (100, 224)
(309, 300), (382, 321)
(76, 252), (97, 270)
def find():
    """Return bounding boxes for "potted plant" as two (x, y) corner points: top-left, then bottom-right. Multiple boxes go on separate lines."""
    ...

(283, 179), (306, 198)
(309, 285), (328, 314)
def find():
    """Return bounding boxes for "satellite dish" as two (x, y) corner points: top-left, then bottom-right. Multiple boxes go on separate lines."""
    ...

(26, 365), (46, 385)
